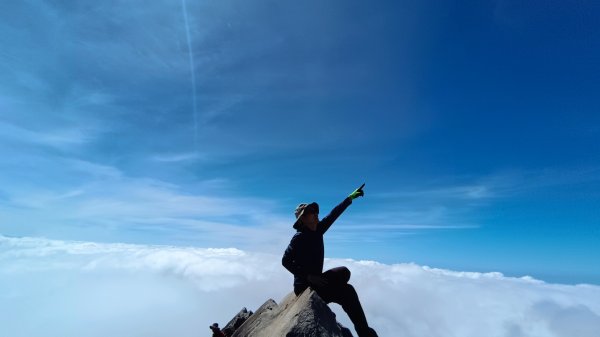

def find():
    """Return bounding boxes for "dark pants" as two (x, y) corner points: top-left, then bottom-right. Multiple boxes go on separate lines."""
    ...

(295, 267), (372, 337)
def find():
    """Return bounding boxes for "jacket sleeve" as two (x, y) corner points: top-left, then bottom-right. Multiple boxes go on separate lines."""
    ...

(318, 197), (352, 234)
(282, 233), (308, 278)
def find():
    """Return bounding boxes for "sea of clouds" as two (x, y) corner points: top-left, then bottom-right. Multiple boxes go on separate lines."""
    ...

(1, 235), (599, 337)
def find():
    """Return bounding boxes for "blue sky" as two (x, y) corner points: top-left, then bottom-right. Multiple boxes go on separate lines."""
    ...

(1, 0), (599, 284)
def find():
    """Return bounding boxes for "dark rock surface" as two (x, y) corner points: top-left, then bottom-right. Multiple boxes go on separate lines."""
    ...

(222, 307), (254, 337)
(227, 289), (353, 337)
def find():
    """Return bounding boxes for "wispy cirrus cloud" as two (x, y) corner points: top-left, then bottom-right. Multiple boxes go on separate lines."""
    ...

(150, 152), (204, 163)
(1, 158), (291, 250)
(372, 184), (493, 200)
(3, 0), (403, 165)
(0, 120), (95, 150)
(372, 167), (600, 203)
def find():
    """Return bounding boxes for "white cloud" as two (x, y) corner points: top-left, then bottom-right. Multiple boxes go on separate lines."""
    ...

(372, 184), (493, 201)
(150, 152), (205, 163)
(0, 156), (295, 250)
(0, 121), (93, 150)
(372, 167), (600, 204)
(1, 236), (599, 337)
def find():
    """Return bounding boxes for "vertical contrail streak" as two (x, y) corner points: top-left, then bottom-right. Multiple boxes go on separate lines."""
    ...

(181, 0), (198, 149)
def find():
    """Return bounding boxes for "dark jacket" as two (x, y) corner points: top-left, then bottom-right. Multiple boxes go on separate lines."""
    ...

(282, 197), (352, 292)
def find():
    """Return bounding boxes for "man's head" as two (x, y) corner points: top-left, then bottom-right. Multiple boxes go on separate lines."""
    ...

(209, 323), (220, 331)
(294, 202), (319, 231)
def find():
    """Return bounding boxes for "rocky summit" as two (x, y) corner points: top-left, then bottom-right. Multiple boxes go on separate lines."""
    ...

(222, 289), (353, 337)
(222, 307), (254, 337)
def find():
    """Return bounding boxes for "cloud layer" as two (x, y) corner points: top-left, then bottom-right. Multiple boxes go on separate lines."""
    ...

(1, 235), (599, 337)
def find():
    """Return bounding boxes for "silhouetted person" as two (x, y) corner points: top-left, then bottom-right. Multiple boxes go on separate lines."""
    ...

(209, 323), (226, 337)
(282, 184), (378, 337)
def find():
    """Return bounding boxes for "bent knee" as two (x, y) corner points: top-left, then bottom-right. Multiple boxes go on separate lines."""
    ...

(338, 266), (351, 283)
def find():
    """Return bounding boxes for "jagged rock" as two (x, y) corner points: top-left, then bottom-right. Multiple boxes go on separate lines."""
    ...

(222, 307), (254, 337)
(230, 289), (353, 337)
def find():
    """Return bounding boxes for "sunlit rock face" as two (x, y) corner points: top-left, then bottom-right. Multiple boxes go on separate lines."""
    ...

(227, 289), (353, 337)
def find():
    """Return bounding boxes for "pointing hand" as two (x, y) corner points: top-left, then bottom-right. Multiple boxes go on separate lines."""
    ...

(349, 183), (365, 200)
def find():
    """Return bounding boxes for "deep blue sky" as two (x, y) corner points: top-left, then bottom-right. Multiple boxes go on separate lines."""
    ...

(1, 0), (599, 284)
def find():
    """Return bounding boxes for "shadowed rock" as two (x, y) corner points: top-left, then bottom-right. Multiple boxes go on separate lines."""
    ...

(222, 307), (254, 337)
(229, 289), (353, 337)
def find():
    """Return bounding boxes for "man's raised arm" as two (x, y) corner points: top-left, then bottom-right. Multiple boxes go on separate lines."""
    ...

(318, 184), (365, 234)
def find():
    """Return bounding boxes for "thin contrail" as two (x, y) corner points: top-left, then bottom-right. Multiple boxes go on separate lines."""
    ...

(180, 0), (198, 149)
